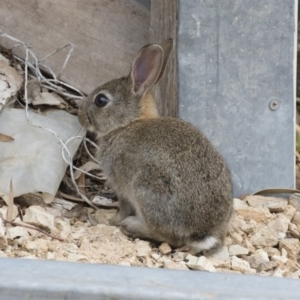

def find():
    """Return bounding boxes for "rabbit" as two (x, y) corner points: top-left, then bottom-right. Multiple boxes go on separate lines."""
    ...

(78, 39), (233, 255)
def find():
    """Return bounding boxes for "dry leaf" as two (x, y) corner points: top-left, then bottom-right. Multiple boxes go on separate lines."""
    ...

(0, 133), (14, 142)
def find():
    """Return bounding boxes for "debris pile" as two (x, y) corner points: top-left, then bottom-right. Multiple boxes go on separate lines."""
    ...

(0, 194), (299, 278)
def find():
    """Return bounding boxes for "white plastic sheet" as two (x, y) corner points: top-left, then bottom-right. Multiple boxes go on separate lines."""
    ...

(0, 108), (85, 202)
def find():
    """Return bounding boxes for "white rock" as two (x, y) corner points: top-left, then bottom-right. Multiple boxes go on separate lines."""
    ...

(208, 246), (229, 261)
(119, 261), (131, 266)
(250, 226), (279, 247)
(231, 256), (251, 274)
(233, 198), (248, 209)
(279, 238), (300, 260)
(55, 218), (72, 239)
(67, 253), (88, 262)
(172, 251), (187, 262)
(290, 270), (300, 278)
(288, 194), (300, 211)
(135, 240), (152, 257)
(216, 268), (242, 274)
(235, 206), (271, 223)
(243, 240), (256, 253)
(229, 245), (249, 256)
(25, 239), (48, 254)
(163, 260), (189, 270)
(231, 232), (243, 244)
(6, 227), (29, 240)
(292, 211), (300, 226)
(186, 255), (216, 272)
(66, 243), (78, 254)
(0, 251), (7, 258)
(23, 206), (55, 231)
(47, 252), (55, 260)
(150, 252), (161, 261)
(273, 268), (285, 278)
(284, 205), (296, 221)
(159, 243), (172, 255)
(246, 196), (287, 212)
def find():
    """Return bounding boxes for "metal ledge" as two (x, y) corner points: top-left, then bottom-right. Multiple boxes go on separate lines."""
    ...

(0, 258), (299, 299)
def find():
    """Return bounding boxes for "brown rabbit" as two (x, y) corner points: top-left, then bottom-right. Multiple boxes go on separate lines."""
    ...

(78, 39), (233, 254)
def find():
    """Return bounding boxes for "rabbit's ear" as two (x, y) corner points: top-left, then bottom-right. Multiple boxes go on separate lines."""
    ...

(154, 39), (173, 84)
(131, 39), (173, 95)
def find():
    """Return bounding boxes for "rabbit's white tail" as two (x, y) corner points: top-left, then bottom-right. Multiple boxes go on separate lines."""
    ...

(188, 236), (219, 253)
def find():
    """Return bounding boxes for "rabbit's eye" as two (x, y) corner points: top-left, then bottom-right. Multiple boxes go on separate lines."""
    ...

(95, 93), (108, 107)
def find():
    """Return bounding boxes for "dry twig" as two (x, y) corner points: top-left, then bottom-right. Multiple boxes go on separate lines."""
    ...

(0, 212), (64, 242)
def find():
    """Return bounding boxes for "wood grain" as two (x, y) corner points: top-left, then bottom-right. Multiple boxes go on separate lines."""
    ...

(0, 0), (149, 95)
(150, 0), (178, 117)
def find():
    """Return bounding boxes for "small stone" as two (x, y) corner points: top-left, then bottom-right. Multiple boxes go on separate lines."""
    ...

(292, 211), (300, 226)
(272, 268), (285, 277)
(264, 247), (280, 258)
(247, 249), (269, 269)
(24, 240), (48, 254)
(159, 243), (172, 255)
(243, 240), (256, 254)
(285, 259), (298, 273)
(268, 214), (289, 236)
(231, 256), (251, 274)
(135, 240), (152, 258)
(0, 251), (7, 258)
(23, 206), (55, 231)
(240, 221), (256, 234)
(288, 223), (300, 238)
(150, 252), (161, 261)
(233, 198), (248, 209)
(66, 243), (78, 254)
(290, 270), (300, 278)
(208, 246), (229, 261)
(235, 206), (271, 223)
(284, 205), (297, 221)
(225, 237), (233, 246)
(7, 227), (29, 240)
(119, 261), (131, 267)
(246, 196), (287, 213)
(145, 256), (154, 268)
(186, 255), (216, 272)
(289, 194), (300, 211)
(229, 245), (249, 256)
(250, 226), (280, 247)
(47, 252), (55, 260)
(210, 259), (231, 269)
(231, 232), (243, 244)
(172, 251), (187, 262)
(163, 260), (189, 270)
(55, 218), (72, 239)
(279, 239), (300, 260)
(244, 268), (257, 275)
(216, 268), (242, 274)
(67, 253), (88, 262)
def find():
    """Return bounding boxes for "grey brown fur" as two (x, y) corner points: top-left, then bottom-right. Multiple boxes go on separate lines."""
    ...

(78, 40), (233, 254)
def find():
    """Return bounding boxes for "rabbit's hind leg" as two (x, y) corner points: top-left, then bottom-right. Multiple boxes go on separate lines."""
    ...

(120, 216), (158, 241)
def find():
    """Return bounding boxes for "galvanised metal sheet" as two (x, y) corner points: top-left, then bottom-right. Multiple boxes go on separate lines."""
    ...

(178, 0), (296, 197)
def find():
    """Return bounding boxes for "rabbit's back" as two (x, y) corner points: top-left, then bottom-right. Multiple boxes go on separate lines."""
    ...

(99, 117), (233, 245)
